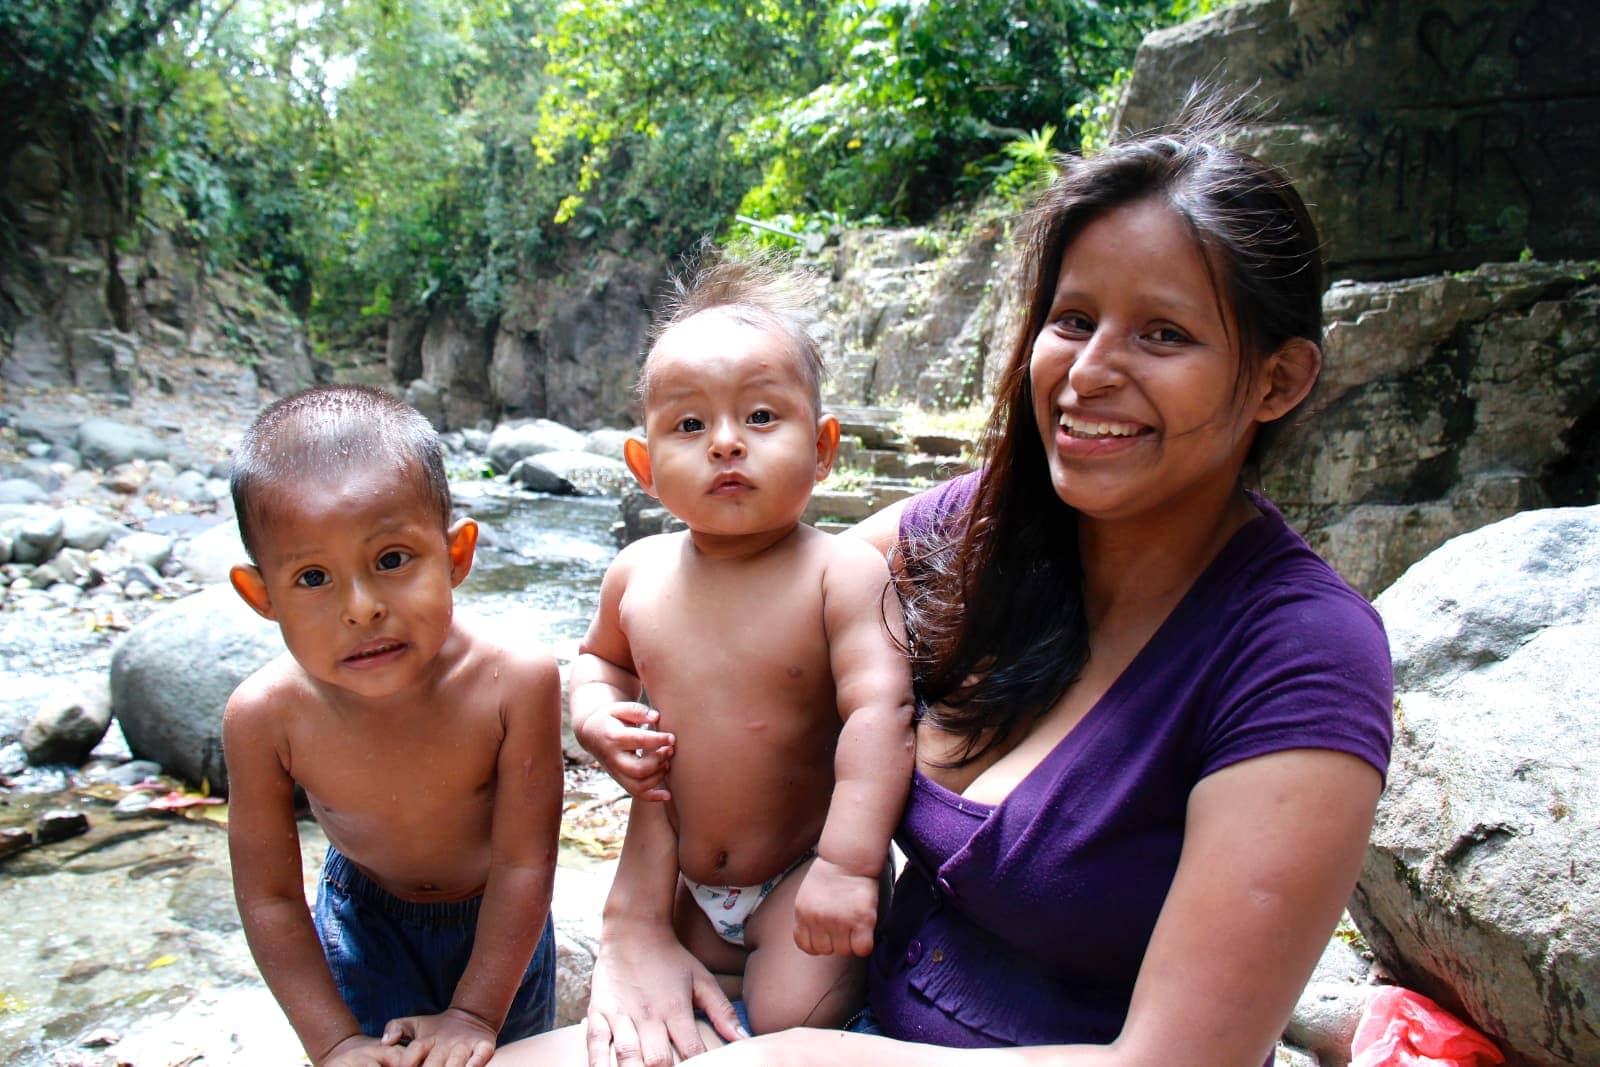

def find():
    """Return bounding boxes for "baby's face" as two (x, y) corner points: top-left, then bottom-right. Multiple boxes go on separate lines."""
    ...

(245, 463), (468, 701)
(637, 311), (833, 540)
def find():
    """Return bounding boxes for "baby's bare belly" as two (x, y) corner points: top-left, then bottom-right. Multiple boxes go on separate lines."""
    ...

(666, 740), (834, 887)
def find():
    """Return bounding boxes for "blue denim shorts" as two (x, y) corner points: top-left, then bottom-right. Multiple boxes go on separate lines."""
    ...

(313, 845), (557, 1043)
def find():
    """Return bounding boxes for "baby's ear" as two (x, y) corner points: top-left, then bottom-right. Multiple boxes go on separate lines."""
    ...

(814, 414), (841, 481)
(623, 435), (658, 498)
(447, 517), (478, 587)
(229, 564), (275, 620)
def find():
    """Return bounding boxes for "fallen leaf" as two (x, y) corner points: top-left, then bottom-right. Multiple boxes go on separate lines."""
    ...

(147, 955), (178, 970)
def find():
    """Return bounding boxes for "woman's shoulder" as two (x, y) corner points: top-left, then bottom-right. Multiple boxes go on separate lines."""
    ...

(898, 469), (983, 541)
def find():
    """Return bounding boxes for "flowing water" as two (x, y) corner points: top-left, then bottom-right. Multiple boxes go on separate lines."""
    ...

(0, 485), (622, 1065)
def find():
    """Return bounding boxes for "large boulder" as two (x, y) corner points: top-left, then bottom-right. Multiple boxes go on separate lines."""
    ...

(111, 584), (285, 794)
(1354, 507), (1600, 1066)
(1263, 262), (1600, 597)
(487, 419), (591, 474)
(1118, 0), (1600, 282)
(76, 418), (170, 469)
(507, 451), (631, 497)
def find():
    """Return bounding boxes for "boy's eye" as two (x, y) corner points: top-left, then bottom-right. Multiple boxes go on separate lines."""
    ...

(747, 409), (774, 426)
(676, 417), (704, 433)
(296, 568), (329, 589)
(377, 550), (410, 571)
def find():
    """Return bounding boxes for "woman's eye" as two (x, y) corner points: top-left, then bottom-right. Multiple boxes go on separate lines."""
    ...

(676, 417), (704, 433)
(747, 409), (774, 426)
(1056, 312), (1094, 335)
(377, 550), (410, 571)
(296, 569), (329, 589)
(1149, 326), (1190, 345)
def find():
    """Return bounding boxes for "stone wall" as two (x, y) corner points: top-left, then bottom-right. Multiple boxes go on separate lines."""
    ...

(1118, 0), (1600, 282)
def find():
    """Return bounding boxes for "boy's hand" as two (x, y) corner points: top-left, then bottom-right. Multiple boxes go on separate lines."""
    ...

(319, 1033), (408, 1066)
(793, 857), (878, 957)
(380, 1008), (496, 1067)
(577, 702), (675, 801)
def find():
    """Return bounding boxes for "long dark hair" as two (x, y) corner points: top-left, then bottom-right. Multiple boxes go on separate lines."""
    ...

(899, 96), (1325, 765)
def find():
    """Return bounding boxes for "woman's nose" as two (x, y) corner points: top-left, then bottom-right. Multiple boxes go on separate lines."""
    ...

(1066, 330), (1126, 396)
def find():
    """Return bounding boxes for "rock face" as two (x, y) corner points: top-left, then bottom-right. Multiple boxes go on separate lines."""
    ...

(1355, 506), (1600, 1066)
(110, 584), (285, 794)
(1263, 261), (1600, 597)
(1118, 0), (1600, 282)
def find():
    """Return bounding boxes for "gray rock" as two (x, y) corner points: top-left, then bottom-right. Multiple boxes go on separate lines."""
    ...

(1, 508), (64, 564)
(1354, 506), (1600, 1067)
(22, 682), (113, 765)
(554, 919), (599, 1027)
(0, 478), (48, 505)
(488, 420), (591, 474)
(101, 759), (165, 787)
(583, 428), (634, 461)
(1287, 981), (1372, 1067)
(111, 584), (285, 793)
(36, 809), (90, 844)
(76, 418), (169, 469)
(166, 469), (214, 504)
(49, 545), (94, 586)
(458, 426), (491, 454)
(116, 530), (174, 570)
(0, 827), (32, 858)
(508, 450), (631, 496)
(59, 505), (118, 550)
(177, 520), (248, 586)
(0, 742), (27, 776)
(0, 531), (11, 564)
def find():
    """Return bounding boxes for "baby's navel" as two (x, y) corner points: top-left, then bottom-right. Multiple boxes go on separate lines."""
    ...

(421, 882), (437, 892)
(715, 851), (729, 871)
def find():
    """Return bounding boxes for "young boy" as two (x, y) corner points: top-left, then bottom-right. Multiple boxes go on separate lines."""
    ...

(223, 385), (564, 1067)
(571, 257), (916, 1048)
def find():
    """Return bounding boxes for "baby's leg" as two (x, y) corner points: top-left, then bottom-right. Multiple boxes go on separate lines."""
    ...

(738, 857), (867, 1035)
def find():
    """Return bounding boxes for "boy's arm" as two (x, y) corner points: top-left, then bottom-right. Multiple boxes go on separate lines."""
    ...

(224, 681), (397, 1066)
(797, 539), (917, 957)
(383, 648), (565, 1063)
(572, 547), (675, 800)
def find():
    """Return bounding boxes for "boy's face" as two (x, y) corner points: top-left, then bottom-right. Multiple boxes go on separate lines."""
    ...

(229, 462), (476, 703)
(627, 310), (838, 541)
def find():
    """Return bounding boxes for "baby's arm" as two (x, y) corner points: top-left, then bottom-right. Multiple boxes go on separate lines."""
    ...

(572, 546), (676, 801)
(795, 539), (917, 957)
(382, 648), (564, 1064)
(223, 678), (401, 1067)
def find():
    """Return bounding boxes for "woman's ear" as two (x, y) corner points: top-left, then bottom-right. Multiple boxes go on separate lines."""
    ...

(814, 415), (841, 481)
(1255, 338), (1322, 424)
(622, 436), (657, 497)
(230, 564), (276, 620)
(446, 517), (478, 587)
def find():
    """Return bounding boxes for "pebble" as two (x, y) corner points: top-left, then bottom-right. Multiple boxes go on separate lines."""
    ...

(1, 827), (33, 858)
(36, 809), (90, 844)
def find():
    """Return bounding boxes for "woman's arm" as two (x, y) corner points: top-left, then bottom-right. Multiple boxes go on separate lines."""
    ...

(690, 746), (1381, 1067)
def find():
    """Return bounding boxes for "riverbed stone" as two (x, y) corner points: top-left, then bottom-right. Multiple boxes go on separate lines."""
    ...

(111, 584), (286, 793)
(177, 519), (248, 586)
(35, 809), (90, 844)
(21, 682), (113, 766)
(0, 477), (48, 504)
(1, 507), (64, 564)
(116, 530), (174, 570)
(1354, 506), (1600, 1067)
(507, 450), (631, 496)
(487, 419), (591, 473)
(76, 418), (169, 469)
(59, 505), (117, 550)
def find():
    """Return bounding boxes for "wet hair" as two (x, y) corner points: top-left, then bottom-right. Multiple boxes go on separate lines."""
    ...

(899, 90), (1326, 766)
(639, 250), (824, 417)
(230, 385), (451, 564)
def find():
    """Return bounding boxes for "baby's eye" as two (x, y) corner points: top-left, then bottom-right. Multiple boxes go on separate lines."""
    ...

(296, 568), (329, 589)
(747, 409), (774, 426)
(377, 550), (411, 571)
(676, 417), (704, 433)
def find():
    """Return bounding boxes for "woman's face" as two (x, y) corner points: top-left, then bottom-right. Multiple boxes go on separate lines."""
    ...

(1028, 197), (1281, 527)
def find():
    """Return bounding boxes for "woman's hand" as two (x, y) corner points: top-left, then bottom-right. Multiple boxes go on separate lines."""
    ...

(585, 920), (748, 1067)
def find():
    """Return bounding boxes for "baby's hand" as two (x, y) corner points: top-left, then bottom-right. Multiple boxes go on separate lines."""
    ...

(577, 701), (675, 801)
(380, 1008), (495, 1067)
(319, 1033), (406, 1067)
(793, 856), (878, 957)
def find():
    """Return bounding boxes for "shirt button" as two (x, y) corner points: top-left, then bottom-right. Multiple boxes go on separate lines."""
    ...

(904, 939), (923, 966)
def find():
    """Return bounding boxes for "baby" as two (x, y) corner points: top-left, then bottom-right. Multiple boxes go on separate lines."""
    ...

(572, 256), (916, 1046)
(224, 385), (564, 1067)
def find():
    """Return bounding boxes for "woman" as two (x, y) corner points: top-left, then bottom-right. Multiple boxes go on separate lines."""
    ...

(506, 105), (1393, 1067)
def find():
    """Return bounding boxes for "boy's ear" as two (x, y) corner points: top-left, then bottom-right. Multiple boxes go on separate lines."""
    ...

(1255, 338), (1321, 423)
(814, 414), (841, 481)
(447, 517), (478, 587)
(229, 564), (276, 620)
(623, 435), (658, 498)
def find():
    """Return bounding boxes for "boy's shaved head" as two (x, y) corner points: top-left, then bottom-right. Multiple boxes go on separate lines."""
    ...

(231, 385), (451, 563)
(641, 253), (824, 416)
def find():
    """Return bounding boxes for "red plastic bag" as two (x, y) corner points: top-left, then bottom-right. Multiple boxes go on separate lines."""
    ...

(1350, 987), (1505, 1067)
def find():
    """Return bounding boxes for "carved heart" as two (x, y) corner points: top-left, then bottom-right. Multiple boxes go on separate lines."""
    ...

(1418, 9), (1499, 81)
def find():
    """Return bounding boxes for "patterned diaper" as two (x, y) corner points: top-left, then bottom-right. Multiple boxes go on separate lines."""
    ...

(683, 850), (815, 947)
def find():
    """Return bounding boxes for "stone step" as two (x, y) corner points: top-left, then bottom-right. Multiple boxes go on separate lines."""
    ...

(856, 448), (973, 481)
(828, 405), (908, 450)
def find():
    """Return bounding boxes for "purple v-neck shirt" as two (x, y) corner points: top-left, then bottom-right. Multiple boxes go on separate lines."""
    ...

(867, 473), (1393, 1048)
